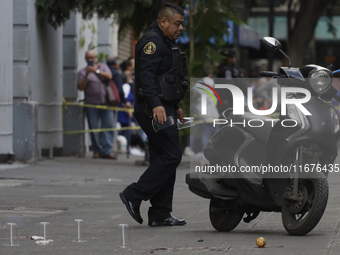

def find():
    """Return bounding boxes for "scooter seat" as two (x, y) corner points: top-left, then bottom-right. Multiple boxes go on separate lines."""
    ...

(228, 112), (277, 145)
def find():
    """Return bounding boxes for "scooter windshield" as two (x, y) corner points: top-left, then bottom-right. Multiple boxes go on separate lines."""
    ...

(280, 67), (305, 81)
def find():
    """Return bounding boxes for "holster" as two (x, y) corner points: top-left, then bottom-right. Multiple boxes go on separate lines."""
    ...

(157, 46), (189, 103)
(157, 73), (189, 102)
(144, 101), (153, 118)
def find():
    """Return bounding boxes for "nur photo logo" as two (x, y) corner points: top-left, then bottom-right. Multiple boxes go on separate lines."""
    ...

(198, 82), (311, 116)
(196, 81), (222, 115)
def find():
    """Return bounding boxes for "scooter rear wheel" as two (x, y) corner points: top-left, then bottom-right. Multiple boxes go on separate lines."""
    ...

(282, 173), (328, 236)
(209, 199), (244, 232)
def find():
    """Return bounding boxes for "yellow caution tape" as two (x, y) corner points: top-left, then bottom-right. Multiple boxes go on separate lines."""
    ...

(63, 125), (141, 135)
(62, 98), (285, 135)
(62, 98), (138, 134)
(63, 99), (134, 112)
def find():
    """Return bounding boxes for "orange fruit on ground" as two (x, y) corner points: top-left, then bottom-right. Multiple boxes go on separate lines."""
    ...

(256, 237), (266, 248)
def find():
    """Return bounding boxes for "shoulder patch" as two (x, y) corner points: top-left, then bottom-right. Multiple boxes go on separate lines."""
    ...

(143, 42), (156, 54)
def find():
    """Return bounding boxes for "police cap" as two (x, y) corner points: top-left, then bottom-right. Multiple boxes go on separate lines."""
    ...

(220, 48), (236, 57)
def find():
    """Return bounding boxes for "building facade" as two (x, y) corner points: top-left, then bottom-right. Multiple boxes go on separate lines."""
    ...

(0, 0), (134, 163)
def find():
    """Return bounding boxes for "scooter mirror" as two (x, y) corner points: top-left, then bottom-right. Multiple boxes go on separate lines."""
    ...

(261, 37), (292, 68)
(260, 37), (282, 52)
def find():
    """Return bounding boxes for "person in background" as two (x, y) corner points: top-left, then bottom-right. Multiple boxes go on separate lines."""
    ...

(106, 56), (130, 107)
(216, 49), (246, 113)
(217, 49), (239, 79)
(255, 77), (281, 112)
(77, 50), (117, 159)
(127, 56), (135, 71)
(117, 72), (135, 141)
(127, 56), (136, 94)
(191, 70), (219, 157)
(120, 60), (130, 72)
(120, 60), (132, 83)
(117, 72), (146, 157)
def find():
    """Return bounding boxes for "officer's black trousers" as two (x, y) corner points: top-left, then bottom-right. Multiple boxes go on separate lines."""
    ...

(123, 106), (182, 222)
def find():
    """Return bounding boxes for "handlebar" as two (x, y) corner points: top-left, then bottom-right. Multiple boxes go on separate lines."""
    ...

(260, 71), (279, 77)
(334, 94), (340, 103)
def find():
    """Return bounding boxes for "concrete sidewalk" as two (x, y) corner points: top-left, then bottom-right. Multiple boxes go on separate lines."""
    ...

(0, 154), (340, 254)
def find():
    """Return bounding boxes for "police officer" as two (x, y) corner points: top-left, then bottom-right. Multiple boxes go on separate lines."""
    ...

(119, 3), (188, 226)
(217, 48), (239, 79)
(216, 49), (246, 112)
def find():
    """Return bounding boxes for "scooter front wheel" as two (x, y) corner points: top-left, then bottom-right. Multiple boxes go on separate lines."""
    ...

(282, 173), (329, 236)
(209, 199), (244, 232)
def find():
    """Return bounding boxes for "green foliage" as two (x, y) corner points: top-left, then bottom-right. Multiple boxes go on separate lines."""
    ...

(79, 35), (85, 48)
(78, 22), (87, 49)
(36, 0), (241, 75)
(175, 0), (241, 148)
(88, 22), (96, 34)
(114, 0), (159, 37)
(88, 41), (96, 50)
(97, 51), (109, 62)
(183, 0), (241, 76)
(35, 0), (81, 29)
(36, 0), (156, 34)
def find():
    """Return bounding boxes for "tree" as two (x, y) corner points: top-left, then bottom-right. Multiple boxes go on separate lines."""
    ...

(35, 0), (155, 32)
(286, 0), (335, 66)
(36, 0), (340, 69)
(182, 0), (241, 76)
(36, 0), (241, 76)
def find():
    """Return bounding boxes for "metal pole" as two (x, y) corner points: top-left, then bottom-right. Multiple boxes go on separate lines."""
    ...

(127, 116), (131, 158)
(268, 0), (274, 71)
(113, 110), (118, 154)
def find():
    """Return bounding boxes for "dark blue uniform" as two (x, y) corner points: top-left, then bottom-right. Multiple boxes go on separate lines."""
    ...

(134, 22), (179, 112)
(122, 21), (183, 223)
